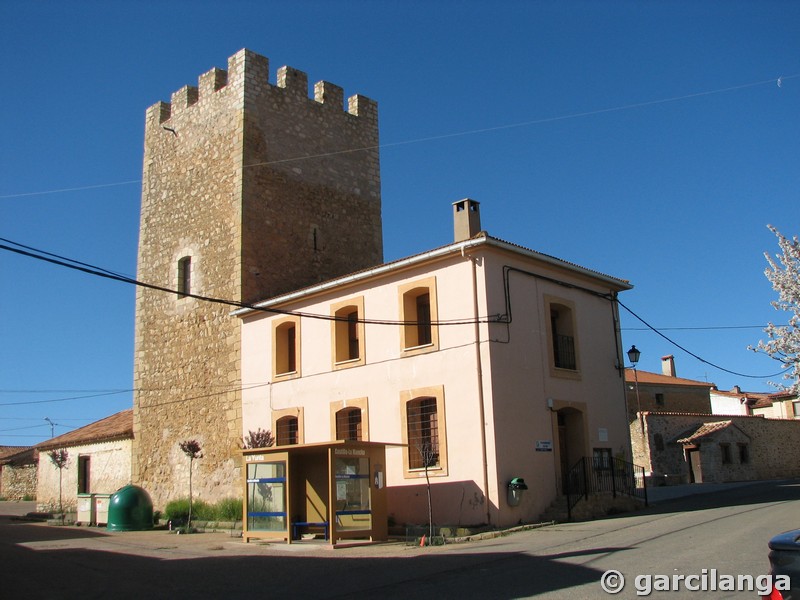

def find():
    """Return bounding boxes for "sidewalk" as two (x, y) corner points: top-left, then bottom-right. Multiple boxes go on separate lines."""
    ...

(645, 480), (762, 504)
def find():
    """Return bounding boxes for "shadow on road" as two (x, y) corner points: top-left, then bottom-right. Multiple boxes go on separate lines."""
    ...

(1, 520), (607, 600)
(613, 478), (800, 520)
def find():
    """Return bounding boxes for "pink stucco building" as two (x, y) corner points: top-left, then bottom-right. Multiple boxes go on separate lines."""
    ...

(237, 200), (633, 529)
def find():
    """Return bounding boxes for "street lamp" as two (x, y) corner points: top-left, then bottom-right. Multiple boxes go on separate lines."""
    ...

(627, 345), (641, 366)
(627, 346), (643, 432)
(45, 417), (57, 438)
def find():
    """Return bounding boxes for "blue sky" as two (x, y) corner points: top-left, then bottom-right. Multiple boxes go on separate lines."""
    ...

(1, 1), (798, 445)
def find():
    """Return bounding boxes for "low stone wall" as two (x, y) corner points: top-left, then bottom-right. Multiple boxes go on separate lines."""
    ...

(1, 462), (37, 501)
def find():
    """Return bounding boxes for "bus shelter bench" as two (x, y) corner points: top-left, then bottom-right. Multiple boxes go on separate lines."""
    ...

(292, 521), (329, 541)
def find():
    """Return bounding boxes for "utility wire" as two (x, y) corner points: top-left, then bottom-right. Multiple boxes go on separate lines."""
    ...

(622, 325), (767, 331)
(617, 298), (789, 379)
(0, 237), (496, 327)
(1, 237), (790, 382)
(1, 74), (794, 200)
(0, 390), (130, 407)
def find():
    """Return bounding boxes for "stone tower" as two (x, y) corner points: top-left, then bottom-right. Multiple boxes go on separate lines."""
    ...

(133, 49), (383, 508)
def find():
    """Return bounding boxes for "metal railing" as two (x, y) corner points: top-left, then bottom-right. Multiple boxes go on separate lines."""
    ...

(553, 334), (576, 370)
(565, 456), (648, 521)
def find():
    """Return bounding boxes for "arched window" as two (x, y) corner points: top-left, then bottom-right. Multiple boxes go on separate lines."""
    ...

(331, 297), (365, 369)
(275, 416), (298, 446)
(177, 256), (192, 298)
(399, 278), (439, 355)
(274, 320), (298, 376)
(406, 397), (439, 470)
(335, 407), (362, 441)
(402, 288), (432, 348)
(550, 302), (577, 370)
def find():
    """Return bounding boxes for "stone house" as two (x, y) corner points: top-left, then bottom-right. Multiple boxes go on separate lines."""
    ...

(237, 201), (634, 529)
(632, 411), (800, 485)
(751, 391), (800, 419)
(35, 409), (133, 512)
(625, 355), (714, 424)
(0, 446), (37, 501)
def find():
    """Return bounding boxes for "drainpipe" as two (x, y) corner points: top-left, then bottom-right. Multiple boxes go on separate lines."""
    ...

(465, 247), (492, 526)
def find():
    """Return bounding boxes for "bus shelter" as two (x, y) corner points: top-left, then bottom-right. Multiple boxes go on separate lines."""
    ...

(242, 440), (389, 546)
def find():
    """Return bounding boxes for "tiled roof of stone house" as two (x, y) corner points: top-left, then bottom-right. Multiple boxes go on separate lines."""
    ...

(35, 409), (133, 452)
(0, 446), (35, 465)
(674, 420), (750, 444)
(625, 369), (714, 388)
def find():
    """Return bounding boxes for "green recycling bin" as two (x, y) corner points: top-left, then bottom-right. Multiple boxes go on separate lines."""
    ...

(106, 485), (154, 531)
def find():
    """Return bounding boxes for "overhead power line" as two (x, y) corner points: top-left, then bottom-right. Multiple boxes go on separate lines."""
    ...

(1, 236), (789, 382)
(617, 299), (789, 379)
(0, 237), (495, 327)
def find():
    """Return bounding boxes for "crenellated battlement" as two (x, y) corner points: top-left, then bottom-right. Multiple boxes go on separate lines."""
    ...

(147, 49), (376, 125)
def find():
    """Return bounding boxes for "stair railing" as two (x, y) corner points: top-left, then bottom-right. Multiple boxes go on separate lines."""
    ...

(565, 456), (648, 520)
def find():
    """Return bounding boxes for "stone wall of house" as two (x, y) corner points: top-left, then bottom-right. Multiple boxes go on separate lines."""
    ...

(626, 383), (711, 422)
(36, 439), (132, 512)
(133, 49), (383, 509)
(1, 460), (37, 501)
(632, 412), (800, 485)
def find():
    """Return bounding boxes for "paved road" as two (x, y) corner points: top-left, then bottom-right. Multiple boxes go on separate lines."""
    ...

(2, 480), (798, 599)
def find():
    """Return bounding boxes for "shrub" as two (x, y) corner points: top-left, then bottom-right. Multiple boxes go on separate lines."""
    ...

(215, 497), (243, 521)
(165, 497), (210, 521)
(163, 497), (241, 522)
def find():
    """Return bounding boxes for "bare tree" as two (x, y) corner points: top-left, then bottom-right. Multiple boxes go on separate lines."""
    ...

(178, 440), (203, 531)
(47, 449), (69, 522)
(415, 441), (439, 544)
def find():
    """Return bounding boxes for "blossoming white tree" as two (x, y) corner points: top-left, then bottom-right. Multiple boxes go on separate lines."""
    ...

(752, 226), (800, 393)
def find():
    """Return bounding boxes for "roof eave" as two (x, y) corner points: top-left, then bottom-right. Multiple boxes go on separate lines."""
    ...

(233, 234), (632, 317)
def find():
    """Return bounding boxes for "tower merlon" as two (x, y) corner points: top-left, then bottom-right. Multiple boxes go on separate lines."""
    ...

(347, 94), (377, 121)
(146, 101), (171, 125)
(199, 67), (228, 96)
(277, 65), (309, 98)
(314, 81), (344, 111)
(171, 85), (199, 114)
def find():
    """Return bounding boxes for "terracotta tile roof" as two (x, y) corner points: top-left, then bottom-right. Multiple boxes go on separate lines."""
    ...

(625, 369), (715, 388)
(752, 391), (798, 409)
(643, 410), (765, 419)
(0, 446), (32, 462)
(675, 421), (732, 444)
(674, 420), (750, 444)
(35, 409), (133, 451)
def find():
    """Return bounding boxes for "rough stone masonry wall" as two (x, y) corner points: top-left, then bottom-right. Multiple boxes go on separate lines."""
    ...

(1, 462), (37, 501)
(133, 49), (382, 510)
(634, 413), (800, 484)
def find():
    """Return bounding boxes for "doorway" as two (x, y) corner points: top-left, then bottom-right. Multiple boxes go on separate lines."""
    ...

(686, 448), (703, 483)
(556, 407), (586, 493)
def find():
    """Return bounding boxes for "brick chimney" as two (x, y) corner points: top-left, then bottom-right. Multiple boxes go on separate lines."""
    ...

(661, 355), (676, 377)
(453, 198), (481, 242)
